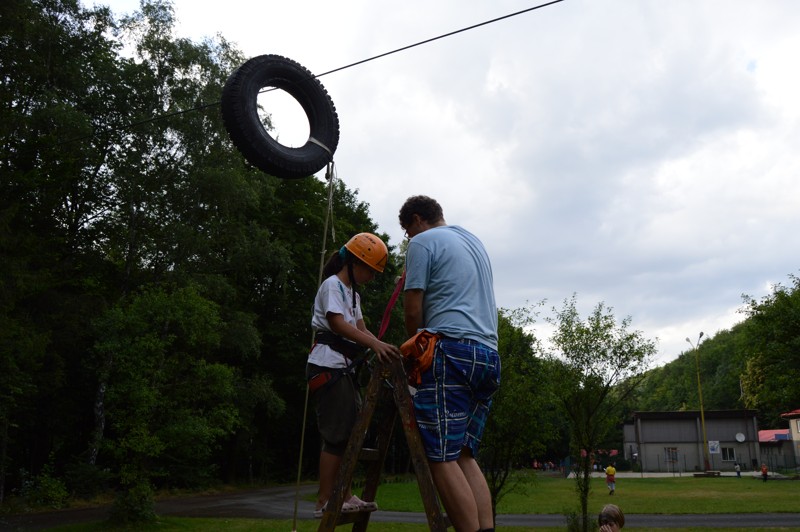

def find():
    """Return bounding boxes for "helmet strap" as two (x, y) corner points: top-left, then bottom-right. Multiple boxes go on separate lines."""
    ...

(347, 261), (357, 310)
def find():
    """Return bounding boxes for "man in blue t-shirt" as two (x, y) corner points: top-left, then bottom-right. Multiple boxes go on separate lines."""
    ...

(399, 195), (501, 532)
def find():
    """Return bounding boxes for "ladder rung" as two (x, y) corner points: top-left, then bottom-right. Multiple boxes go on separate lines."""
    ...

(318, 359), (448, 531)
(331, 510), (370, 526)
(359, 447), (380, 461)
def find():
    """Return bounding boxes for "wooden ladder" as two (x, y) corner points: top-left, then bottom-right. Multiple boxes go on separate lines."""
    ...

(318, 357), (449, 531)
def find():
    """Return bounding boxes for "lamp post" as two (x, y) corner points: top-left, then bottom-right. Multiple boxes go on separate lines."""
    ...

(686, 332), (711, 471)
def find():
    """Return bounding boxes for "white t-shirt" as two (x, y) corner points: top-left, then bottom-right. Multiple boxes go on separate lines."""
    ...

(308, 274), (362, 369)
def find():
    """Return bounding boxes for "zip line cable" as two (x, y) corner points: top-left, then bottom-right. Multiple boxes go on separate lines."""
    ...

(47, 0), (565, 148)
(313, 0), (565, 79)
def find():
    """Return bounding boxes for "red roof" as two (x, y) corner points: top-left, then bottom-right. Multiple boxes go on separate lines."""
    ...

(780, 408), (800, 419)
(759, 429), (791, 442)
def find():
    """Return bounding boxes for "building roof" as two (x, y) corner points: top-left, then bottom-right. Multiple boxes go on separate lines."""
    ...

(630, 410), (758, 421)
(759, 429), (791, 442)
(780, 408), (800, 419)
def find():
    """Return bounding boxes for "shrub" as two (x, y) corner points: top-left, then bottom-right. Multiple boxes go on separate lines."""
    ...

(17, 466), (69, 509)
(64, 462), (113, 499)
(109, 482), (156, 524)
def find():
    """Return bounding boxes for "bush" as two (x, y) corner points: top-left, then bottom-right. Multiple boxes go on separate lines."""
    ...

(17, 466), (69, 509)
(64, 462), (113, 499)
(109, 482), (156, 524)
(564, 508), (599, 532)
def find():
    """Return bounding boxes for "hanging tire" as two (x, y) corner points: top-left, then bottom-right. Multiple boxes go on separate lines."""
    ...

(221, 54), (340, 179)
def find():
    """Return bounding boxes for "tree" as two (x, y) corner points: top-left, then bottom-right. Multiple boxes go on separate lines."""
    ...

(547, 295), (656, 532)
(0, 0), (125, 504)
(93, 284), (239, 523)
(740, 274), (800, 427)
(632, 272), (799, 432)
(480, 304), (558, 519)
(0, 0), (408, 510)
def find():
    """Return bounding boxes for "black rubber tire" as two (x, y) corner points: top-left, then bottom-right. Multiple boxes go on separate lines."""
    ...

(221, 54), (339, 179)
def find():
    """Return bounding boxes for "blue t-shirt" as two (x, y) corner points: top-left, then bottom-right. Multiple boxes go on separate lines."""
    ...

(404, 225), (498, 349)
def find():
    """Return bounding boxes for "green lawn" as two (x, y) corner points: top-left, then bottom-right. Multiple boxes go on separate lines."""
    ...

(373, 475), (800, 515)
(38, 474), (800, 531)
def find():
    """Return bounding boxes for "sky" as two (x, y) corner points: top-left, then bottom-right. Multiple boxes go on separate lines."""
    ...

(89, 0), (800, 365)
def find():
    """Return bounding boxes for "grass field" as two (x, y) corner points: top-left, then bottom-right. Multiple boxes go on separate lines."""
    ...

(373, 474), (800, 515)
(38, 474), (800, 531)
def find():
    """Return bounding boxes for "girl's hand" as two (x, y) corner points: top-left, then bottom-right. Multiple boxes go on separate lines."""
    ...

(371, 340), (402, 363)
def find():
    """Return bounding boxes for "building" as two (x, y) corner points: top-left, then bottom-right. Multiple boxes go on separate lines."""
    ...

(779, 408), (800, 469)
(758, 429), (794, 471)
(623, 410), (760, 473)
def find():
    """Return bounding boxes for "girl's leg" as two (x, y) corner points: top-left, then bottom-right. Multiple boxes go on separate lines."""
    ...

(317, 450), (352, 510)
(317, 450), (340, 509)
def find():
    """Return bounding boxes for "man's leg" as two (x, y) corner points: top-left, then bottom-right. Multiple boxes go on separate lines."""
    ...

(457, 449), (494, 530)
(429, 460), (479, 532)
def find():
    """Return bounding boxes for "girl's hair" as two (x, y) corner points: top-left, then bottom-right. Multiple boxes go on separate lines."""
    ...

(322, 246), (362, 310)
(599, 504), (624, 528)
(322, 247), (348, 279)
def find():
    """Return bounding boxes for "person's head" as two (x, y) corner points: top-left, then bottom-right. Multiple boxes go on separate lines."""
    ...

(322, 232), (388, 283)
(398, 195), (445, 239)
(598, 504), (624, 530)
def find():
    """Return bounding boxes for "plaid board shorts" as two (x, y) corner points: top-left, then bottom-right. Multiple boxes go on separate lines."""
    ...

(412, 337), (501, 462)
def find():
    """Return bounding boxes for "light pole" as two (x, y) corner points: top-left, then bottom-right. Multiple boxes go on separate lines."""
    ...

(686, 332), (711, 471)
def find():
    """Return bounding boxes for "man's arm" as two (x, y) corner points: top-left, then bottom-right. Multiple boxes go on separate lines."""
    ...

(404, 288), (424, 337)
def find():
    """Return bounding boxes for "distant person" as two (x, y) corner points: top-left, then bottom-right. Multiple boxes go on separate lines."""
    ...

(735, 463), (741, 478)
(598, 503), (625, 531)
(761, 463), (769, 482)
(605, 463), (617, 495)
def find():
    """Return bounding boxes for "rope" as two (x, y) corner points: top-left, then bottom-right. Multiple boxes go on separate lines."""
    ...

(292, 161), (338, 531)
(378, 271), (406, 340)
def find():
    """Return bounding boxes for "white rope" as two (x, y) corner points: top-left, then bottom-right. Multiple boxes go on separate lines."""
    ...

(292, 161), (337, 530)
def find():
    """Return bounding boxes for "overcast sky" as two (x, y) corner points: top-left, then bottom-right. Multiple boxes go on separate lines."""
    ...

(90, 0), (800, 365)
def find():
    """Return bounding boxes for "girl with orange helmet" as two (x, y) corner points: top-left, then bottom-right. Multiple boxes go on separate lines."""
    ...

(307, 233), (401, 517)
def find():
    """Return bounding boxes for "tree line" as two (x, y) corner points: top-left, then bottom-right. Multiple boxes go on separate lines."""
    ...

(633, 273), (800, 429)
(0, 0), (410, 516)
(2, 0), (798, 525)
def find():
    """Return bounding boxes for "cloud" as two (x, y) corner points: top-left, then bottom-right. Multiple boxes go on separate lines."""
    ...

(92, 0), (800, 365)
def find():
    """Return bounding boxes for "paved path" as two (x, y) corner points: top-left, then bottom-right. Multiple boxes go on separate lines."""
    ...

(3, 483), (800, 530)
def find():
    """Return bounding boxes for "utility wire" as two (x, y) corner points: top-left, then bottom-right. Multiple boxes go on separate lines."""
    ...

(314, 0), (565, 78)
(49, 0), (565, 148)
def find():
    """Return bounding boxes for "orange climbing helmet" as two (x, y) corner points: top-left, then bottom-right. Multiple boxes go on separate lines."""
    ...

(344, 233), (388, 273)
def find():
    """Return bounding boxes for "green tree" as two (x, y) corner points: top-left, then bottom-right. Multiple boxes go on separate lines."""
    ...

(0, 0), (125, 503)
(547, 295), (655, 532)
(740, 274), (800, 427)
(632, 273), (799, 433)
(92, 284), (239, 522)
(0, 0), (405, 508)
(481, 304), (558, 520)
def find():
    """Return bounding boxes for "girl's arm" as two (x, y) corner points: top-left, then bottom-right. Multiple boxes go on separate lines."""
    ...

(327, 312), (401, 363)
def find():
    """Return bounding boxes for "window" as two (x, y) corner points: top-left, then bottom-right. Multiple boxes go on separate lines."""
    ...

(796, 419), (800, 432)
(722, 447), (736, 462)
(664, 447), (678, 462)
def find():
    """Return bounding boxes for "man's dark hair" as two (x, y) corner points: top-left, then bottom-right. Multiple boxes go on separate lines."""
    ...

(398, 195), (444, 229)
